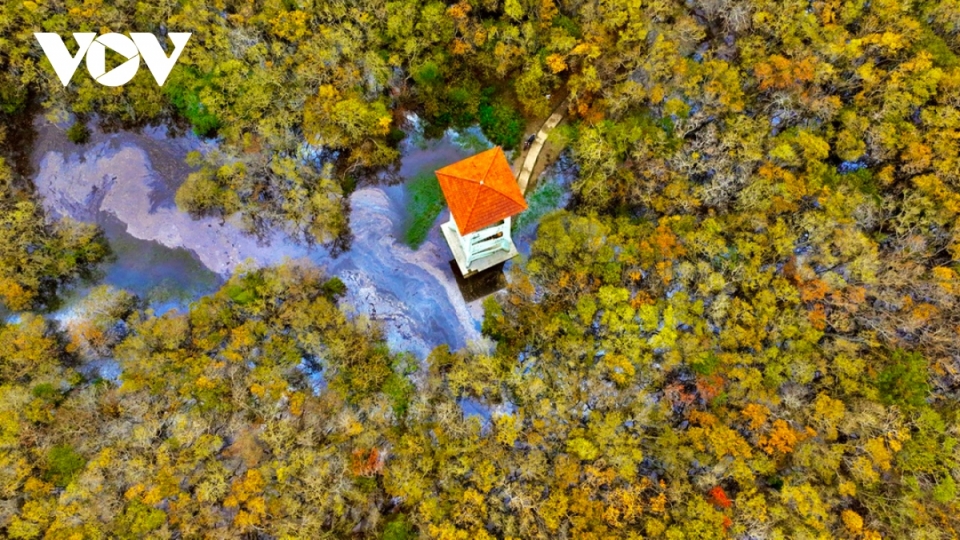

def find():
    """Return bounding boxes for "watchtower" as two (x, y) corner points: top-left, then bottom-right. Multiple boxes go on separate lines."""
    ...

(436, 147), (527, 277)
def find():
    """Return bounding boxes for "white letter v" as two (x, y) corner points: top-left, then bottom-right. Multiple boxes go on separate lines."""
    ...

(131, 33), (191, 86)
(35, 33), (96, 87)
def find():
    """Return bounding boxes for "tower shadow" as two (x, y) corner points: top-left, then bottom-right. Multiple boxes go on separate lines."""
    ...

(448, 260), (507, 302)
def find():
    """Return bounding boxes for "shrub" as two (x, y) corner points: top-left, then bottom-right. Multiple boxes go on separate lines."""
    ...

(566, 437), (599, 460)
(708, 486), (732, 508)
(31, 383), (60, 401)
(403, 172), (446, 249)
(163, 68), (222, 137)
(117, 501), (167, 536)
(478, 99), (524, 150)
(383, 514), (415, 540)
(66, 121), (91, 144)
(382, 354), (416, 419)
(513, 179), (564, 231)
(0, 73), (27, 114)
(413, 61), (441, 87)
(321, 277), (347, 300)
(46, 444), (86, 487)
(877, 349), (930, 407)
(933, 475), (957, 503)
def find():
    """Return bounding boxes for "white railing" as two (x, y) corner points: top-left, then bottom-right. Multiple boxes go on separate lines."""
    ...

(457, 218), (512, 265)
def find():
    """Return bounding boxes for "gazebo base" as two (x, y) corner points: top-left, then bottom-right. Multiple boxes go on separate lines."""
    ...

(441, 220), (519, 278)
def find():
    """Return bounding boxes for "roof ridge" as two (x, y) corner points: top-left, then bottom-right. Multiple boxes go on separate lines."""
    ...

(469, 147), (506, 232)
(435, 146), (499, 184)
(479, 146), (499, 186)
(436, 171), (481, 184)
(463, 176), (482, 233)
(490, 149), (527, 205)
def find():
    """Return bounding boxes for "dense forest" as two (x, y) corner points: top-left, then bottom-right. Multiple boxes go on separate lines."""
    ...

(2, 0), (960, 538)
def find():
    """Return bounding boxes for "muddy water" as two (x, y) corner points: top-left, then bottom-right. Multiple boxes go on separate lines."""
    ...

(32, 117), (492, 358)
(97, 213), (221, 304)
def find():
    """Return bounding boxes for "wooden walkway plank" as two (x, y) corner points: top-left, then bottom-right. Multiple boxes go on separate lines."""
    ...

(517, 99), (568, 195)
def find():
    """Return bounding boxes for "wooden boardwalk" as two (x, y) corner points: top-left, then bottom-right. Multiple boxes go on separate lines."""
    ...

(516, 100), (567, 194)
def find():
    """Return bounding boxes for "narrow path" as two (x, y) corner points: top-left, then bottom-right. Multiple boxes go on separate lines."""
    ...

(517, 99), (568, 194)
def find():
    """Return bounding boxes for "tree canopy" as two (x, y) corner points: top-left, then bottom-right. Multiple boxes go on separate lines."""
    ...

(2, 0), (960, 538)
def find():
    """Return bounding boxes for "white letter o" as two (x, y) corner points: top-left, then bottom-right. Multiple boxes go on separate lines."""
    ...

(85, 33), (140, 87)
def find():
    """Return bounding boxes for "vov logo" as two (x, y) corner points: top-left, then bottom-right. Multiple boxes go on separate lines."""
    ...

(35, 32), (191, 87)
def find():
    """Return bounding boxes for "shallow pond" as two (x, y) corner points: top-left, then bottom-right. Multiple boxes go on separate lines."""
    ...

(97, 212), (222, 306)
(31, 117), (503, 359)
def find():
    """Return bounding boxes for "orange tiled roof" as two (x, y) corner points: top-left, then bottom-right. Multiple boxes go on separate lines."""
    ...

(435, 147), (527, 235)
